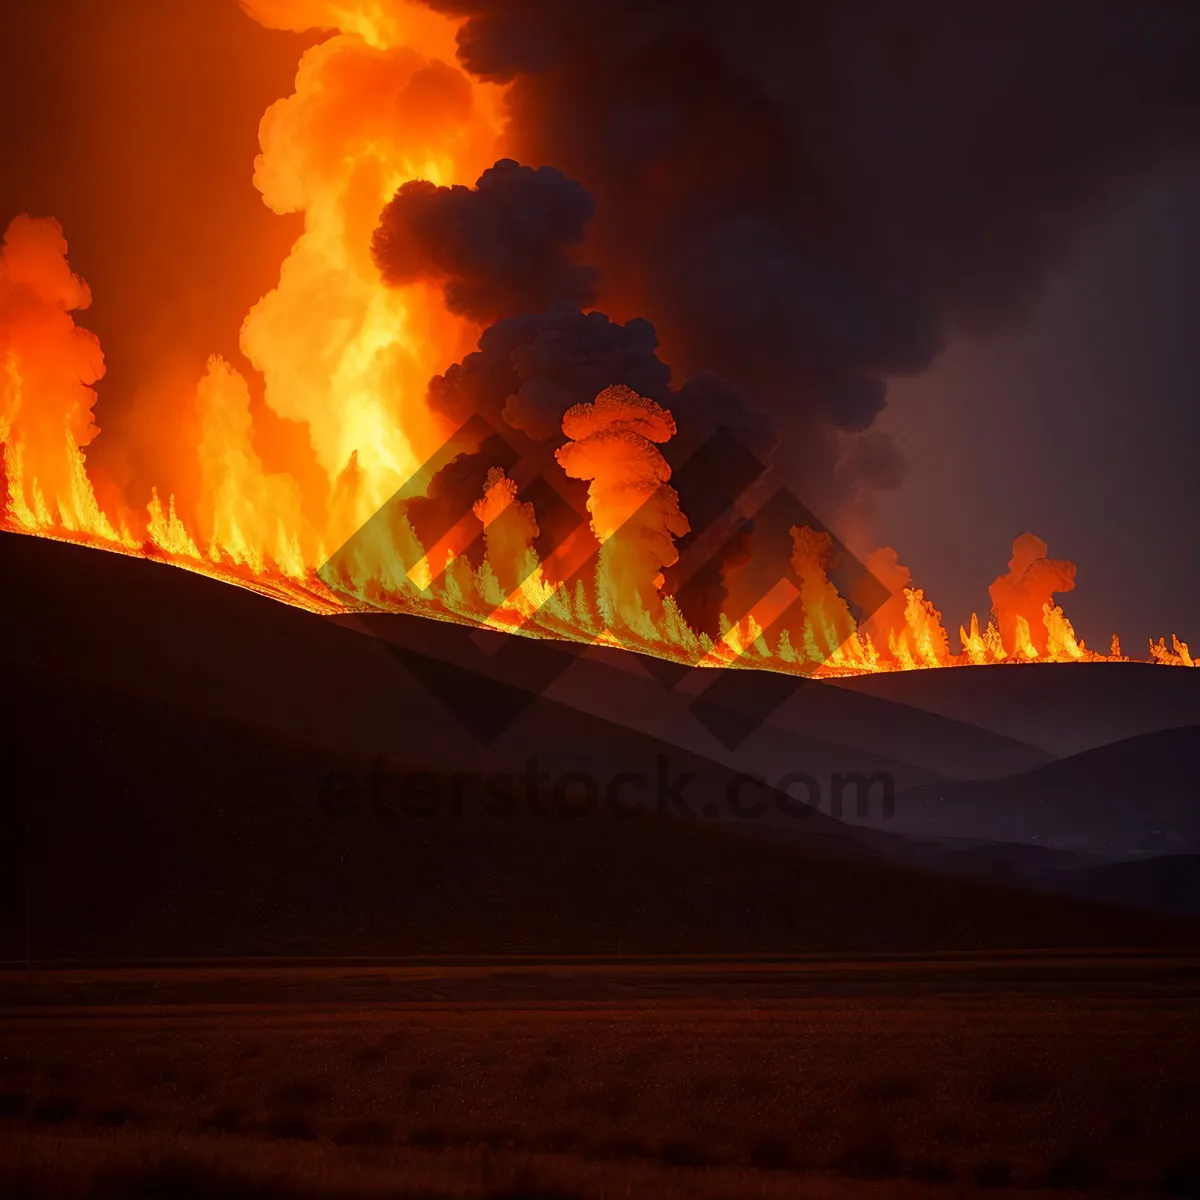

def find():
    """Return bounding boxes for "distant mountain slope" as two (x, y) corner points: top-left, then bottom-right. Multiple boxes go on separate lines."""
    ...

(1060, 855), (1200, 916)
(0, 531), (1048, 802)
(375, 606), (1055, 786)
(911, 843), (1200, 918)
(3, 661), (1196, 959)
(893, 725), (1200, 854)
(831, 660), (1200, 757)
(1, 531), (1196, 956)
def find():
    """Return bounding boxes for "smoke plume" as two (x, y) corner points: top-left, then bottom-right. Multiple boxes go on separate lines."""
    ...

(419, 300), (776, 631)
(373, 159), (597, 322)
(420, 0), (1200, 513)
(363, 0), (1199, 632)
(990, 532), (1077, 658)
(556, 384), (688, 629)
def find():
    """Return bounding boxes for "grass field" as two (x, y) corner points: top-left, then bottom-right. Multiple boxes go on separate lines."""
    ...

(2, 961), (1199, 1196)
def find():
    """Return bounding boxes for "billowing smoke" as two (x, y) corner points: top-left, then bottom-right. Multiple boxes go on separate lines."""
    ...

(363, 0), (1199, 635)
(418, 301), (776, 632)
(419, 0), (1200, 515)
(371, 155), (784, 632)
(428, 304), (667, 438)
(989, 532), (1077, 658)
(417, 304), (671, 589)
(373, 159), (596, 322)
(556, 384), (688, 629)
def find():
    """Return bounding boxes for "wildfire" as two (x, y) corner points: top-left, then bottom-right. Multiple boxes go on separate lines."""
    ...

(0, 0), (1193, 676)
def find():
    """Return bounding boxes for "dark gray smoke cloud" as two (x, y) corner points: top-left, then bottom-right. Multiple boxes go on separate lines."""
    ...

(420, 303), (778, 634)
(429, 304), (669, 439)
(422, 0), (1200, 510)
(372, 158), (596, 322)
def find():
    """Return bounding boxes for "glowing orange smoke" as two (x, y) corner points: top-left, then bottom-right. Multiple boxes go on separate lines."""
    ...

(0, 0), (1193, 675)
(556, 384), (689, 637)
(0, 216), (128, 547)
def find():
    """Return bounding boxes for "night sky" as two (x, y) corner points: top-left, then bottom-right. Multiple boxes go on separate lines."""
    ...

(876, 162), (1200, 647)
(1, 0), (1196, 650)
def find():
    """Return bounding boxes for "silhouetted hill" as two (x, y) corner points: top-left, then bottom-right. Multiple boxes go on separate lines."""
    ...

(904, 839), (1101, 883)
(5, 659), (1196, 959)
(1060, 854), (1200, 916)
(832, 660), (1200, 757)
(895, 725), (1200, 855)
(1, 530), (1196, 957)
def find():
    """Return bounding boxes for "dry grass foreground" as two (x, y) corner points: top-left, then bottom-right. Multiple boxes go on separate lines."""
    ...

(2, 994), (1199, 1197)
